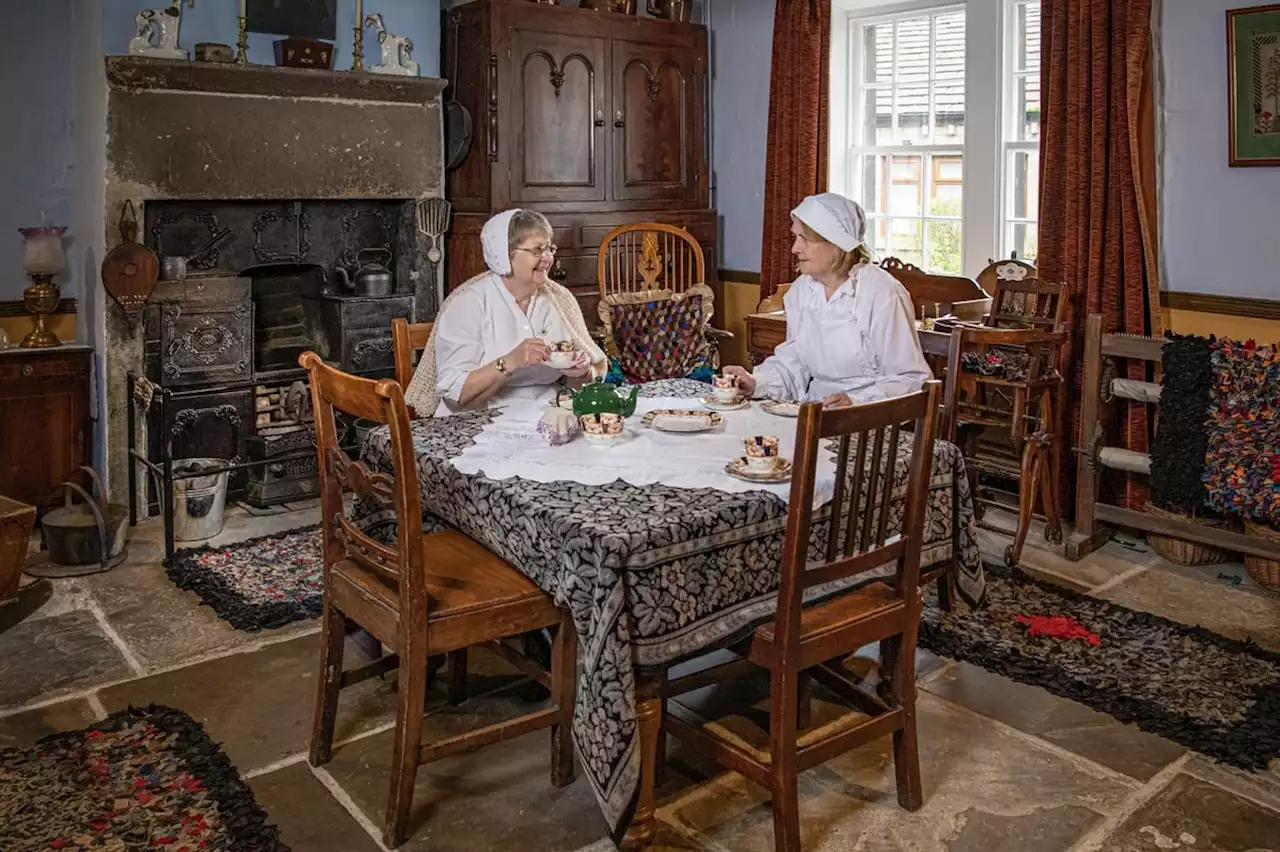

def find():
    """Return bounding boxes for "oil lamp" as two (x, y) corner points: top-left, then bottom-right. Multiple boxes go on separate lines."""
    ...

(19, 225), (67, 348)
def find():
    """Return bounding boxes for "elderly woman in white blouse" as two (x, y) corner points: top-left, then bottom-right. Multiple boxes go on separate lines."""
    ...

(404, 209), (606, 417)
(724, 193), (931, 408)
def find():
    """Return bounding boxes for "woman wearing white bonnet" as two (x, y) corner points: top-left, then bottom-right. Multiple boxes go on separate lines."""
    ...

(403, 208), (606, 417)
(724, 192), (930, 407)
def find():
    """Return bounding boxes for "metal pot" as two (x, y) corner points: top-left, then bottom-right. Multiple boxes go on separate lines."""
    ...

(333, 248), (395, 297)
(647, 0), (691, 21)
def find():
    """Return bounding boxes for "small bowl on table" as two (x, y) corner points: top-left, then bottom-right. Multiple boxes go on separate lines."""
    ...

(579, 412), (627, 446)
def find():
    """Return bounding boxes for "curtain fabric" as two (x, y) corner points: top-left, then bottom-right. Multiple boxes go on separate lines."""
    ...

(758, 0), (831, 302)
(1037, 0), (1161, 510)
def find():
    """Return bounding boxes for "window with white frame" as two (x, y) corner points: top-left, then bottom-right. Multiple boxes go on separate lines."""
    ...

(834, 0), (1042, 274)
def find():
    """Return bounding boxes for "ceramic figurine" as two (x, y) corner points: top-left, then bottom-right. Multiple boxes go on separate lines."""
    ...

(364, 13), (419, 76)
(129, 0), (195, 60)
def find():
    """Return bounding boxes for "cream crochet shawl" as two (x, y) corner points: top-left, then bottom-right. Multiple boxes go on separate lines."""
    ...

(403, 206), (608, 418)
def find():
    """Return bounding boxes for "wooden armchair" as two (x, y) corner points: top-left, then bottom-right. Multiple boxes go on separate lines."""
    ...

(299, 352), (576, 848)
(880, 257), (991, 322)
(940, 327), (1067, 568)
(664, 383), (941, 852)
(596, 223), (729, 378)
(391, 318), (433, 390)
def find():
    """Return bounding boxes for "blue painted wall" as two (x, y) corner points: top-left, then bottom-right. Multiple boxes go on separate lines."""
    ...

(101, 0), (439, 76)
(1, 0), (440, 303)
(1, 0), (76, 301)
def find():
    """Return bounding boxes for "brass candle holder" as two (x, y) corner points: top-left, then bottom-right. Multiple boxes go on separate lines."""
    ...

(235, 15), (248, 64)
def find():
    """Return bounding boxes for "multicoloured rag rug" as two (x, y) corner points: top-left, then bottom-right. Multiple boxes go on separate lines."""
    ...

(167, 525), (323, 632)
(1204, 337), (1280, 523)
(921, 562), (1280, 771)
(0, 704), (286, 851)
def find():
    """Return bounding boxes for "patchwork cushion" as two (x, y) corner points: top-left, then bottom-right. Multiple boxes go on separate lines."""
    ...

(600, 287), (715, 384)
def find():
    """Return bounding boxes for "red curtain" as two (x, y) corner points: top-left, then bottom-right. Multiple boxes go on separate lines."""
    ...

(1038, 0), (1161, 509)
(759, 0), (831, 302)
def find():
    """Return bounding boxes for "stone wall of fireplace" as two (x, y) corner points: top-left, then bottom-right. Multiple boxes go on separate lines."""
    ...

(104, 56), (446, 505)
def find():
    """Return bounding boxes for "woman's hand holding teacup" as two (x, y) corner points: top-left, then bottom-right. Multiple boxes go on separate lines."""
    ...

(559, 350), (591, 379)
(721, 365), (756, 397)
(506, 338), (550, 370)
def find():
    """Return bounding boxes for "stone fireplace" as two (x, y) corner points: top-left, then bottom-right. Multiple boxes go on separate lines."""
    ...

(103, 57), (446, 506)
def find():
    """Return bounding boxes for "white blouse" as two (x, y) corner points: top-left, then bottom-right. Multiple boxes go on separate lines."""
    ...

(753, 264), (932, 404)
(433, 272), (577, 415)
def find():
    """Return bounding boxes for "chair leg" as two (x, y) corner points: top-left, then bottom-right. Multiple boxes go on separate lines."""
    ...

(935, 570), (954, 613)
(1005, 436), (1044, 568)
(309, 602), (347, 767)
(796, 671), (813, 731)
(383, 633), (428, 849)
(882, 631), (923, 811)
(1040, 437), (1064, 545)
(550, 611), (578, 788)
(445, 649), (468, 706)
(769, 670), (803, 852)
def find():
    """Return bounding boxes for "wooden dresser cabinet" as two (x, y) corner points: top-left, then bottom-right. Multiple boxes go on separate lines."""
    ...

(442, 0), (716, 325)
(0, 346), (92, 508)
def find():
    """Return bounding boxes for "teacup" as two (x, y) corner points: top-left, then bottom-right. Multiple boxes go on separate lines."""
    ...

(711, 375), (738, 402)
(743, 435), (779, 472)
(546, 340), (578, 370)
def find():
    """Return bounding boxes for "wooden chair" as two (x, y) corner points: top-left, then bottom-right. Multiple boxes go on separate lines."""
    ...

(596, 223), (731, 377)
(391, 318), (433, 390)
(976, 256), (1036, 298)
(984, 277), (1069, 331)
(664, 382), (942, 852)
(940, 327), (1067, 568)
(299, 351), (577, 848)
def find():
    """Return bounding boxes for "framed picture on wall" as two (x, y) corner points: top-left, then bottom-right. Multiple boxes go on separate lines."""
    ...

(247, 0), (337, 40)
(1228, 4), (1280, 166)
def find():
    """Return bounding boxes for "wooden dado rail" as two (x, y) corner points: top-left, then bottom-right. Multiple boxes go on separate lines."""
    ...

(1067, 313), (1280, 563)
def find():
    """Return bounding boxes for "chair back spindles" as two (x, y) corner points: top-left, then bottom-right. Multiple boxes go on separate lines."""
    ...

(597, 223), (706, 299)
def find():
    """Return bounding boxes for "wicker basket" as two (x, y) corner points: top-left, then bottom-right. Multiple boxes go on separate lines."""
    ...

(1242, 519), (1280, 593)
(1143, 503), (1240, 566)
(0, 495), (36, 602)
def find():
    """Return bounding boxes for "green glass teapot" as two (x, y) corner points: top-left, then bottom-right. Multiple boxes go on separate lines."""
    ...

(566, 379), (639, 419)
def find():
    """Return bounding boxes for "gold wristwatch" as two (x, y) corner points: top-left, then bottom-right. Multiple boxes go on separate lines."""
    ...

(494, 357), (508, 375)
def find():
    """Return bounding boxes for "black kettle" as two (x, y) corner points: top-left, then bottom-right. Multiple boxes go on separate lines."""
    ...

(333, 248), (394, 297)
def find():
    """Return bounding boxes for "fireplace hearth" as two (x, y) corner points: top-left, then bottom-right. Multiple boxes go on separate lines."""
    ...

(105, 56), (447, 512)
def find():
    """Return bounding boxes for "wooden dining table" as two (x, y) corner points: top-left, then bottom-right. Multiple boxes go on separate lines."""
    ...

(356, 378), (985, 849)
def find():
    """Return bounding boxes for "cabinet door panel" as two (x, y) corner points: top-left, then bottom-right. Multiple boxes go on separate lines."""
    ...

(611, 40), (700, 203)
(509, 30), (608, 204)
(0, 383), (86, 508)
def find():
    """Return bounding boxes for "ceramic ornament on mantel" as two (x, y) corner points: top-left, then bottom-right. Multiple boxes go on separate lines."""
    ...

(128, 0), (195, 60)
(364, 12), (419, 76)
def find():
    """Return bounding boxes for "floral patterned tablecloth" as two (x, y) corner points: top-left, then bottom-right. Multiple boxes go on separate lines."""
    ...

(357, 379), (984, 842)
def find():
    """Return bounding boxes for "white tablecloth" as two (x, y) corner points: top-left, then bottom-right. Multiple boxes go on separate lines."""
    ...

(447, 395), (837, 507)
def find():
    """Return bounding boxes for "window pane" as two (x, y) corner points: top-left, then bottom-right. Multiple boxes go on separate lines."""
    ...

(1013, 76), (1040, 141)
(889, 218), (924, 267)
(865, 216), (890, 257)
(895, 16), (931, 144)
(928, 154), (963, 216)
(1005, 149), (1040, 221)
(933, 11), (966, 143)
(889, 154), (923, 215)
(860, 154), (887, 214)
(863, 22), (892, 85)
(864, 88), (893, 146)
(927, 219), (963, 274)
(1015, 2), (1041, 76)
(1007, 223), (1038, 262)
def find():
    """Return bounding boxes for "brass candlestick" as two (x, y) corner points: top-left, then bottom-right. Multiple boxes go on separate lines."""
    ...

(235, 15), (248, 64)
(352, 23), (364, 71)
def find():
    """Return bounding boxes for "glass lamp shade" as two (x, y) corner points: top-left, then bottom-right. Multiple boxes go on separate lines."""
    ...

(20, 226), (67, 275)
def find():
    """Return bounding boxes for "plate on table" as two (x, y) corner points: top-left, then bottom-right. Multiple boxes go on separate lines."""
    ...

(761, 400), (801, 418)
(724, 456), (793, 483)
(642, 409), (723, 433)
(701, 396), (750, 412)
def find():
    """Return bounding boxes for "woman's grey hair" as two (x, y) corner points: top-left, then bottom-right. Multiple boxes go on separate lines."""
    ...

(509, 209), (553, 249)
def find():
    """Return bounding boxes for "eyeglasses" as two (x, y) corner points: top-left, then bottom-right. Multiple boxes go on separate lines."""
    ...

(515, 244), (557, 258)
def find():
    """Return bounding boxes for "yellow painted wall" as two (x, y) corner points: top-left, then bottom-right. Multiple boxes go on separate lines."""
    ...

(1162, 308), (1280, 342)
(0, 313), (78, 348)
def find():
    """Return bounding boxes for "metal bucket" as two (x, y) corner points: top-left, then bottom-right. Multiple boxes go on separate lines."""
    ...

(32, 466), (128, 577)
(173, 458), (229, 541)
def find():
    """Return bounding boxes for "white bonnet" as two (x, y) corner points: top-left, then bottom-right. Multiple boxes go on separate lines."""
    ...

(481, 209), (520, 276)
(791, 193), (867, 252)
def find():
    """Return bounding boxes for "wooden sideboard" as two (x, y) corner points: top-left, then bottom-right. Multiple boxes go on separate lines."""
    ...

(0, 346), (93, 508)
(744, 311), (951, 367)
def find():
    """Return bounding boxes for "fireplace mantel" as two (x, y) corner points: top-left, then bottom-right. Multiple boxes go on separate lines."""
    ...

(105, 56), (447, 104)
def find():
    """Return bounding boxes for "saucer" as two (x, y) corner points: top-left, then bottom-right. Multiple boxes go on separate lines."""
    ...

(642, 409), (722, 433)
(702, 396), (750, 412)
(547, 353), (577, 370)
(725, 456), (792, 483)
(761, 400), (801, 418)
(583, 429), (633, 448)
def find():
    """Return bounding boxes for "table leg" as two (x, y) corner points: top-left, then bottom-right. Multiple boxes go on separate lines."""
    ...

(622, 674), (663, 850)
